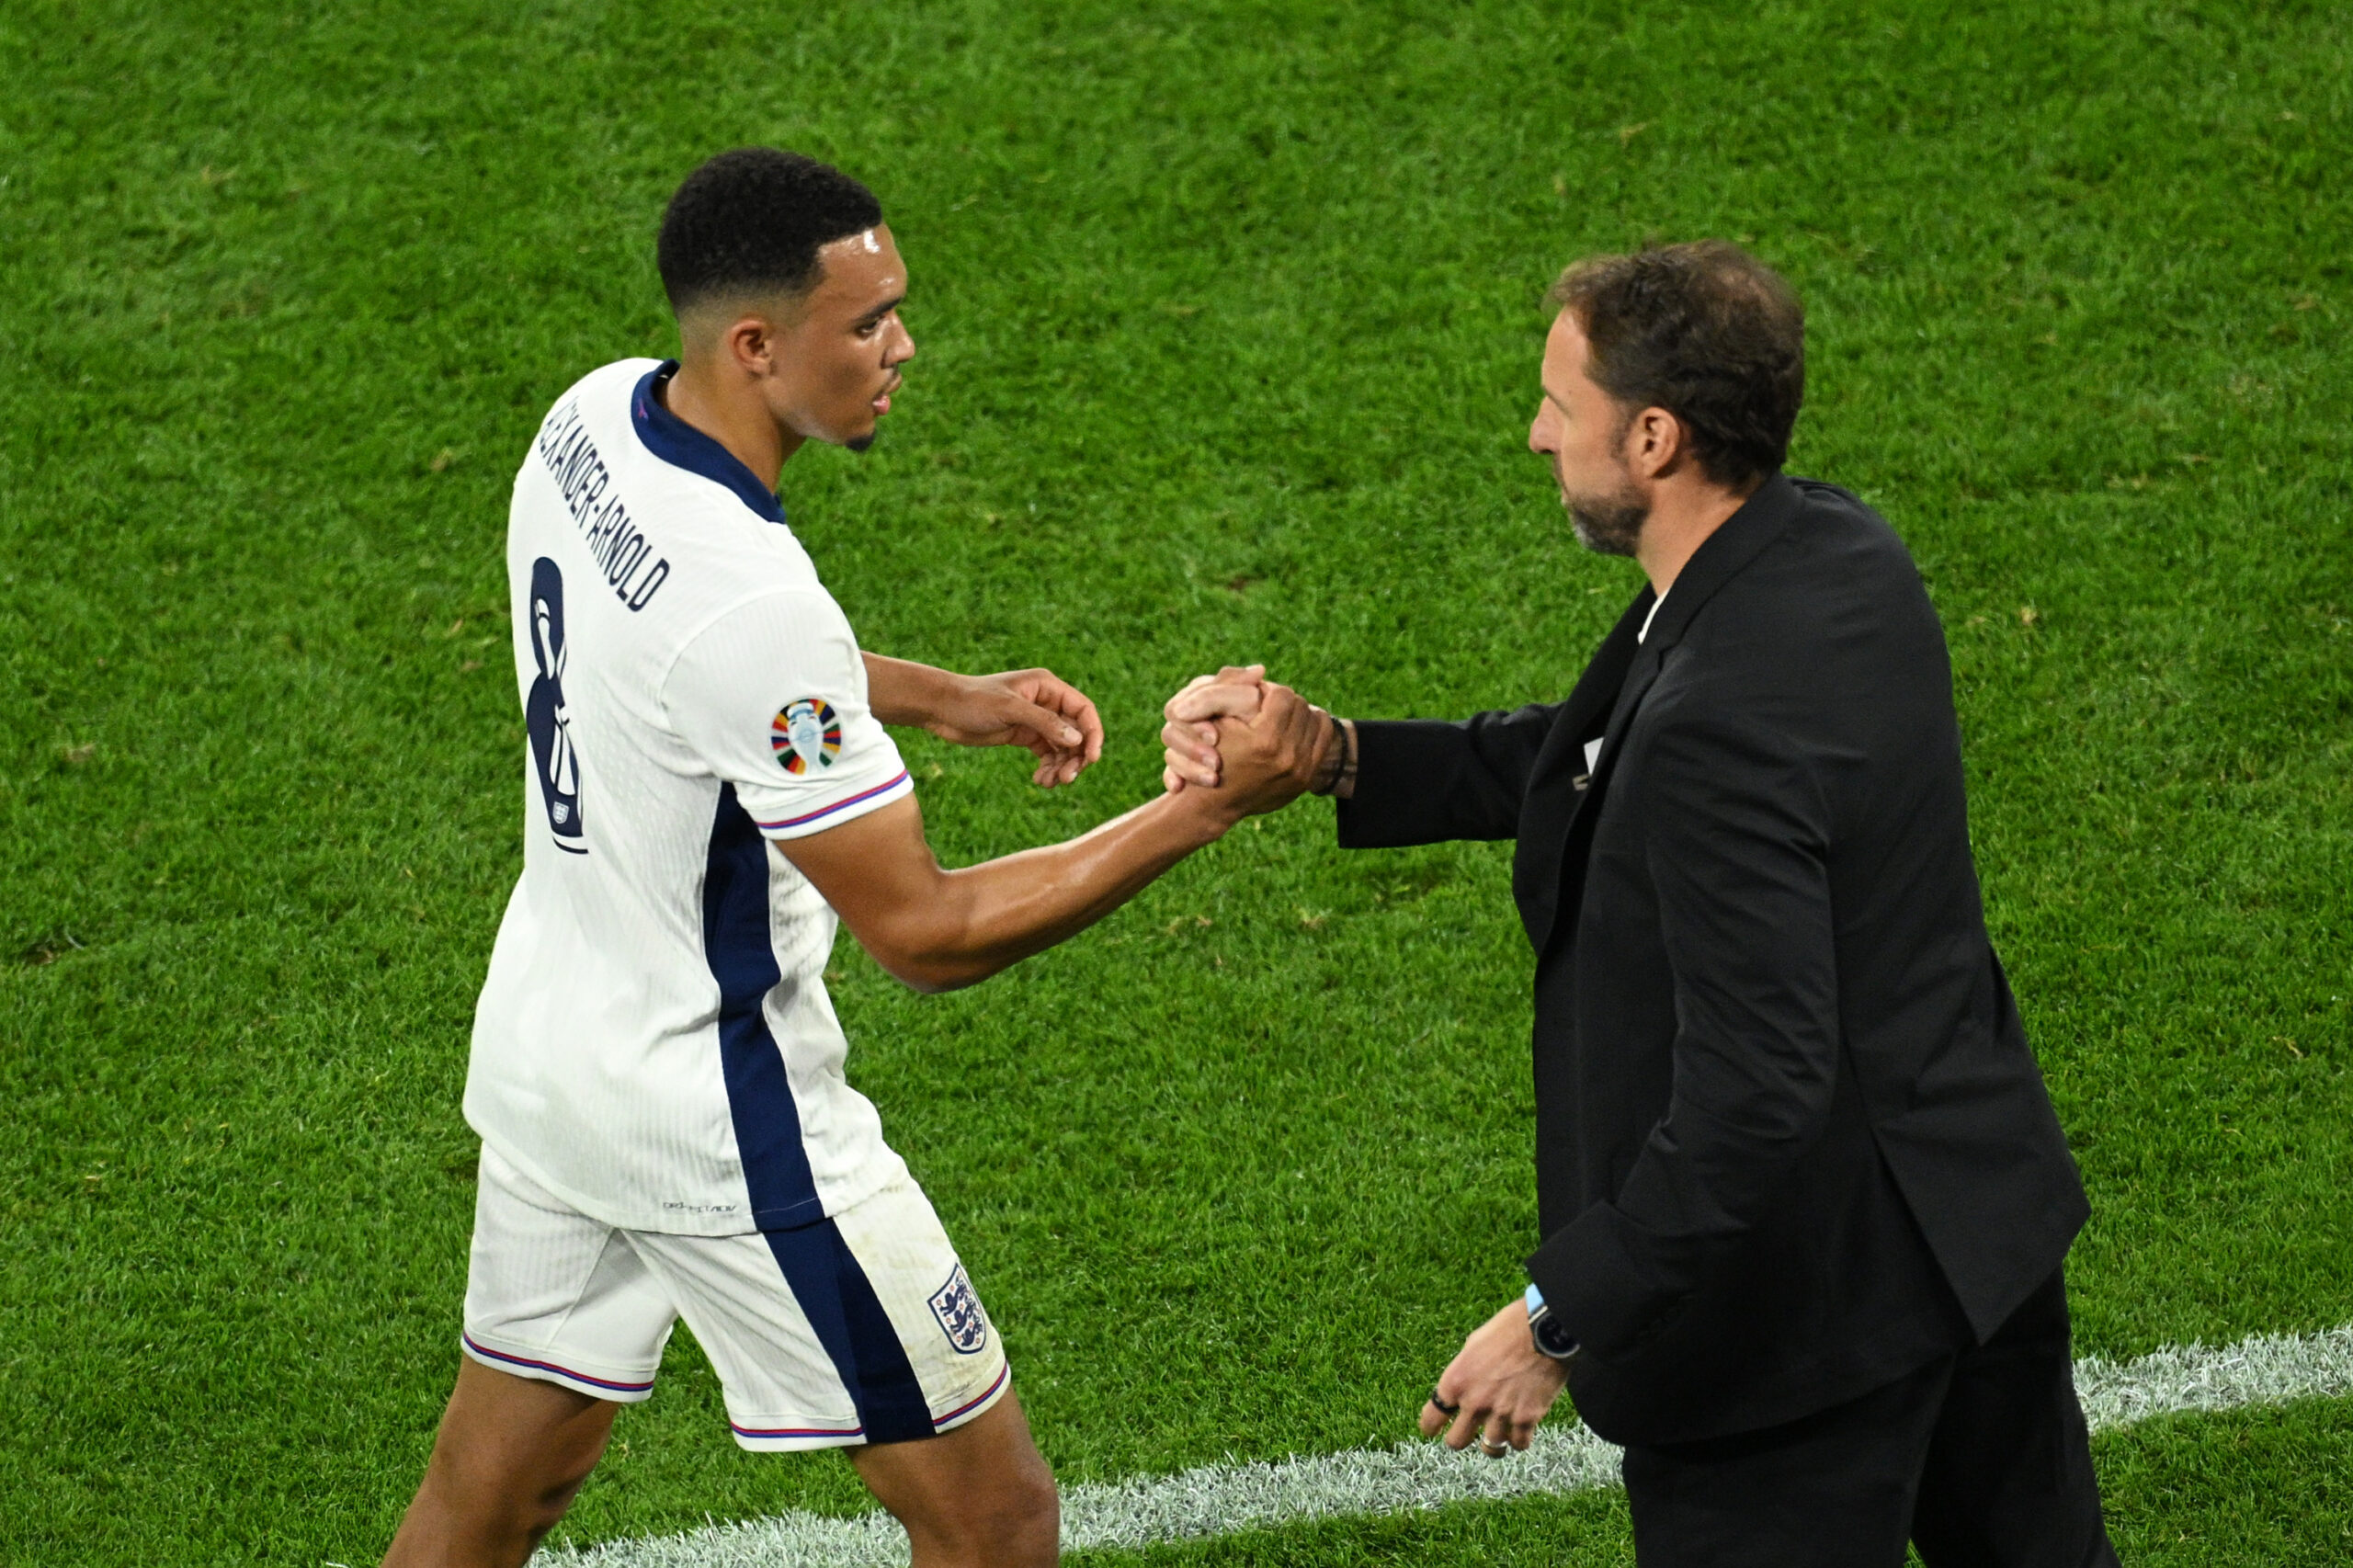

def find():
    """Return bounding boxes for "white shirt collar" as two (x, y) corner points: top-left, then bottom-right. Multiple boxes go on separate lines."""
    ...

(1638, 589), (1668, 644)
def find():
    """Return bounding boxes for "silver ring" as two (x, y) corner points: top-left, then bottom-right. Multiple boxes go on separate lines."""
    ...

(1479, 1437), (1510, 1459)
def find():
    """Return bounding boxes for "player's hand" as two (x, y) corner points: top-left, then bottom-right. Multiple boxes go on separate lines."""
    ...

(1418, 1298), (1572, 1454)
(1185, 676), (1327, 823)
(1159, 665), (1268, 792)
(926, 668), (1105, 787)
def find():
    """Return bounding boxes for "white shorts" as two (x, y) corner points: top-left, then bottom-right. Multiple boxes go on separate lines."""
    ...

(460, 1144), (1009, 1451)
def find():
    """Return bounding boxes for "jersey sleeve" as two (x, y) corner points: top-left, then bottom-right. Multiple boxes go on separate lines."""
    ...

(663, 589), (913, 840)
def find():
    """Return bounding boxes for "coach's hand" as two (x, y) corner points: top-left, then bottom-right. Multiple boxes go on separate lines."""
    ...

(866, 653), (1104, 787)
(1159, 665), (1275, 792)
(1420, 1299), (1572, 1455)
(1162, 664), (1336, 824)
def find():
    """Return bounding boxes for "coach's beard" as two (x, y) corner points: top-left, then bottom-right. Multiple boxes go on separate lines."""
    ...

(1564, 481), (1647, 559)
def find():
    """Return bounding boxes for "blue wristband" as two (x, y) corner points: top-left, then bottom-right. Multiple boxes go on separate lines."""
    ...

(1525, 1281), (1544, 1316)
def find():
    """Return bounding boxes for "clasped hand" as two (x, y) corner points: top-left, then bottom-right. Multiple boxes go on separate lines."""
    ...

(1158, 665), (1329, 816)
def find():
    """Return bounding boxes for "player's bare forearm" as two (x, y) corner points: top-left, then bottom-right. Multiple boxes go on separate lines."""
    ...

(781, 790), (1236, 993)
(861, 653), (961, 728)
(859, 653), (1104, 787)
(917, 790), (1235, 989)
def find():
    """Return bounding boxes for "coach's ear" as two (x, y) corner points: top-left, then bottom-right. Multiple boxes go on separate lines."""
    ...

(1621, 403), (1693, 483)
(1160, 666), (1267, 790)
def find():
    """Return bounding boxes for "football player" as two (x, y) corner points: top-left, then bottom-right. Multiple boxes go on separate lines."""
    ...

(383, 149), (1324, 1568)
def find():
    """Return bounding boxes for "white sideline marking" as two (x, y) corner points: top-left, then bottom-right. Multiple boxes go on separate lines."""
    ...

(2072, 1322), (2353, 1431)
(546, 1323), (2353, 1566)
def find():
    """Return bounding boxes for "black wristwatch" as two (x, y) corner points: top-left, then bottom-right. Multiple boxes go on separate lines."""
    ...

(1525, 1283), (1580, 1361)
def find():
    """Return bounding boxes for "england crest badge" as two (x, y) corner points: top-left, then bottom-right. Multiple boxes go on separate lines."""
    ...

(927, 1265), (990, 1355)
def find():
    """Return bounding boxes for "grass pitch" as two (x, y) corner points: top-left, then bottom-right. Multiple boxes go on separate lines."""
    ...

(3, 0), (2349, 1562)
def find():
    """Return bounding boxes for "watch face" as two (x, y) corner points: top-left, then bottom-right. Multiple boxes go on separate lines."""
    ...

(1532, 1312), (1580, 1359)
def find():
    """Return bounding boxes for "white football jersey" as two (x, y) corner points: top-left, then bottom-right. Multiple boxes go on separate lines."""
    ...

(465, 358), (915, 1236)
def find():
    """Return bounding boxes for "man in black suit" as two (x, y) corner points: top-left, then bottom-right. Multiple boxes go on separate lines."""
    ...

(1162, 243), (2118, 1564)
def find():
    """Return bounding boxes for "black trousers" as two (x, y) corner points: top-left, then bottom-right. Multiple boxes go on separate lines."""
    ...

(1620, 1272), (2118, 1568)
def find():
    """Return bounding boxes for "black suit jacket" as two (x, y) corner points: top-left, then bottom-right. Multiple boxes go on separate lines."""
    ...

(1338, 474), (2088, 1446)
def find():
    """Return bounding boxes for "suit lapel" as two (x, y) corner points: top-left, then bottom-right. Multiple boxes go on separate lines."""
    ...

(1512, 591), (1651, 950)
(1517, 474), (1805, 956)
(1542, 590), (1657, 780)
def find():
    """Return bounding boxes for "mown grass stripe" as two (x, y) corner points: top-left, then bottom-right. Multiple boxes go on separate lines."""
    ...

(548, 1322), (2353, 1565)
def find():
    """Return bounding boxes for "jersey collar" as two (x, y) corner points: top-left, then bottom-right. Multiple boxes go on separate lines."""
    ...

(630, 361), (787, 525)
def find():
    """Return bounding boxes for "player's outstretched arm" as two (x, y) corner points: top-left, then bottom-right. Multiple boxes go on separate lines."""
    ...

(861, 653), (1104, 787)
(781, 681), (1329, 993)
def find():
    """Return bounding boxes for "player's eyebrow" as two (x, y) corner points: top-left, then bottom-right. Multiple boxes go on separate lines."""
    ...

(855, 293), (904, 328)
(1540, 381), (1574, 415)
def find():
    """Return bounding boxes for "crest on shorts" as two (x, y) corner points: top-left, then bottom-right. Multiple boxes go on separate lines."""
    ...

(927, 1265), (990, 1355)
(771, 698), (842, 775)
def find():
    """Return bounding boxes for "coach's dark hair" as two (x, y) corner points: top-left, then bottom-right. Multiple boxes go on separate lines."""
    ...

(1547, 241), (1805, 487)
(656, 148), (883, 314)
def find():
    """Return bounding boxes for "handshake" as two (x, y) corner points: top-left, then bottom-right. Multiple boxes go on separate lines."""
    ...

(1154, 664), (1348, 823)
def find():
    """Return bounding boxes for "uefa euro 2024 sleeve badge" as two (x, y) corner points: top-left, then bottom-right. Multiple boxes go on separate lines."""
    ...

(771, 699), (843, 776)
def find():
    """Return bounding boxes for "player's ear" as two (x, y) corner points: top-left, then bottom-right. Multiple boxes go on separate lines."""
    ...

(726, 314), (774, 377)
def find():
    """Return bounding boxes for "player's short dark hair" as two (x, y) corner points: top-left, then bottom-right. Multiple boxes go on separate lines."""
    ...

(1547, 242), (1805, 487)
(656, 148), (883, 314)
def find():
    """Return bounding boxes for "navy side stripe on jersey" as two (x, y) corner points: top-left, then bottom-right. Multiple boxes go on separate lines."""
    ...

(702, 784), (824, 1230)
